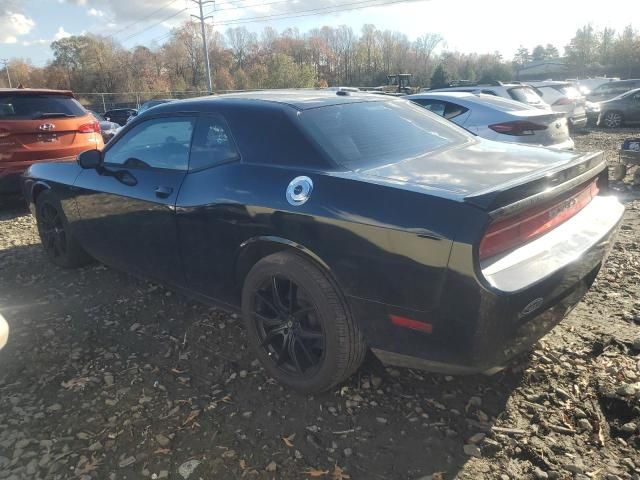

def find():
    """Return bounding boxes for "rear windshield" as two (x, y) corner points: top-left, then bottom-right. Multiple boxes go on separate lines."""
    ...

(474, 94), (533, 111)
(507, 86), (543, 104)
(0, 94), (86, 120)
(299, 100), (469, 170)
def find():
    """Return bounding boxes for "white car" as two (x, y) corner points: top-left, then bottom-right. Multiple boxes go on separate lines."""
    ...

(407, 92), (574, 150)
(427, 81), (549, 110)
(526, 81), (587, 129)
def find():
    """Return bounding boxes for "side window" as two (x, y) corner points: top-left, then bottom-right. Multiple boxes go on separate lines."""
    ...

(443, 102), (469, 120)
(104, 117), (195, 170)
(189, 116), (240, 171)
(481, 90), (498, 96)
(413, 99), (446, 117)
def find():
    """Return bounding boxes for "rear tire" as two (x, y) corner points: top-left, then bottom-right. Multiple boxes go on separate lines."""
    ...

(241, 251), (366, 394)
(602, 111), (623, 128)
(35, 190), (93, 268)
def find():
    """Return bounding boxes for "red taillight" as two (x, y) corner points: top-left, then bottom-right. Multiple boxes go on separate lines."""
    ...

(78, 121), (101, 133)
(553, 97), (573, 106)
(389, 315), (433, 334)
(489, 121), (548, 136)
(479, 180), (599, 261)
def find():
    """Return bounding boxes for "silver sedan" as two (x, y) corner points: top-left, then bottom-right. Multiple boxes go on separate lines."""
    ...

(407, 92), (574, 150)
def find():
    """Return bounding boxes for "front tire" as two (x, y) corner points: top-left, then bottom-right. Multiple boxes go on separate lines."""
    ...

(241, 251), (365, 394)
(35, 190), (92, 268)
(601, 111), (623, 128)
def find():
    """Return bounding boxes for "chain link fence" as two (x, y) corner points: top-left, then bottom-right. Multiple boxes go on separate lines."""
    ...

(75, 91), (212, 113)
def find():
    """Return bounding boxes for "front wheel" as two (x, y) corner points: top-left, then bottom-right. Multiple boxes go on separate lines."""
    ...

(241, 251), (365, 393)
(601, 111), (623, 128)
(35, 190), (93, 268)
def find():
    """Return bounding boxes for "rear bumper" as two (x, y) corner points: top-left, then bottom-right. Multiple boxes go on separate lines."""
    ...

(350, 195), (624, 373)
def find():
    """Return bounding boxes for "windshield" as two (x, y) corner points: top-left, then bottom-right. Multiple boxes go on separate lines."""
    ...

(0, 94), (86, 119)
(508, 86), (544, 105)
(299, 100), (470, 170)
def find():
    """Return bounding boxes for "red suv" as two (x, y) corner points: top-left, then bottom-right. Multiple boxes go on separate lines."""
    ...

(0, 88), (104, 193)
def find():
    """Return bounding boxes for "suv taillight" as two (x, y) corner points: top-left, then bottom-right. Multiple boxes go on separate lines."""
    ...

(479, 180), (599, 261)
(78, 121), (101, 133)
(488, 121), (547, 136)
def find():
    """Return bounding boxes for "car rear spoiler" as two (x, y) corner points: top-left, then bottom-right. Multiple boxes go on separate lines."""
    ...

(464, 151), (607, 216)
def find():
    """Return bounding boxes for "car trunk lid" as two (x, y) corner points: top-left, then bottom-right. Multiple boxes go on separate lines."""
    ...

(361, 139), (593, 202)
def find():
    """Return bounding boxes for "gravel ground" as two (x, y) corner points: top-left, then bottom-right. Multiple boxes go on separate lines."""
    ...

(1, 127), (639, 480)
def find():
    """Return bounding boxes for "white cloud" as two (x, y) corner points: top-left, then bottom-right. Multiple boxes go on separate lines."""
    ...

(88, 8), (104, 17)
(54, 26), (72, 41)
(0, 11), (35, 44)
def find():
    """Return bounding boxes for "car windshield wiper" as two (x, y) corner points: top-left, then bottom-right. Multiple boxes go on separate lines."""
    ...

(33, 113), (76, 119)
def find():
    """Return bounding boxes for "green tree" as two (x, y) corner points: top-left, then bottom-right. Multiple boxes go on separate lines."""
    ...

(430, 63), (449, 88)
(531, 45), (546, 61)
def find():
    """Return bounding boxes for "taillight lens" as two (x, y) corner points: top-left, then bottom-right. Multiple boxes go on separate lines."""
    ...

(489, 121), (548, 136)
(78, 121), (101, 133)
(479, 180), (599, 261)
(553, 97), (573, 106)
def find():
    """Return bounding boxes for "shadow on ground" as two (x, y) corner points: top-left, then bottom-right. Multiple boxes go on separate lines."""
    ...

(0, 241), (526, 480)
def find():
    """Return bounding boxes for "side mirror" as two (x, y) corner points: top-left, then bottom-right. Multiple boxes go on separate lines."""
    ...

(77, 149), (103, 169)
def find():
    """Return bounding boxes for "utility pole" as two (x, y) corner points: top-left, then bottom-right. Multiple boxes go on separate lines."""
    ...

(1, 59), (11, 88)
(191, 0), (214, 94)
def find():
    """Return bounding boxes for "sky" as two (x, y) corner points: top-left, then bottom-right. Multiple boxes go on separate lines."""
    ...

(0, 0), (635, 66)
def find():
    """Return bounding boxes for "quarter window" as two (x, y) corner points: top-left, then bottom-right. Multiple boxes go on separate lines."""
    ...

(104, 117), (195, 170)
(189, 116), (240, 171)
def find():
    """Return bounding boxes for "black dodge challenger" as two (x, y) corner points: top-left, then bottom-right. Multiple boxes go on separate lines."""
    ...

(22, 91), (624, 393)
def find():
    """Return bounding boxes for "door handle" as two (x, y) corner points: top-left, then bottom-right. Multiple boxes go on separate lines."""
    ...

(154, 186), (173, 198)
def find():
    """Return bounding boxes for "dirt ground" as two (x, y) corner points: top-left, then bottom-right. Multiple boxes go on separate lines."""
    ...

(1, 128), (639, 480)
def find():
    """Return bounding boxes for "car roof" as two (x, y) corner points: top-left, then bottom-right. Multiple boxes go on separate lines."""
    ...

(158, 90), (389, 112)
(0, 88), (73, 96)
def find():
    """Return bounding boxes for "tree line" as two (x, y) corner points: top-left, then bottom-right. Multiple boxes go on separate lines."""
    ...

(1, 22), (639, 97)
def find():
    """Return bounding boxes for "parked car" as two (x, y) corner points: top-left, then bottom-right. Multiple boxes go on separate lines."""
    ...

(103, 108), (137, 126)
(127, 99), (173, 122)
(587, 79), (640, 103)
(569, 77), (619, 96)
(429, 82), (549, 110)
(408, 92), (574, 150)
(22, 91), (623, 393)
(0, 88), (103, 193)
(526, 81), (587, 129)
(89, 110), (120, 143)
(590, 88), (640, 128)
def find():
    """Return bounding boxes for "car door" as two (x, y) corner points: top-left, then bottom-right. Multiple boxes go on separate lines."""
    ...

(74, 114), (196, 285)
(628, 92), (640, 122)
(174, 114), (243, 303)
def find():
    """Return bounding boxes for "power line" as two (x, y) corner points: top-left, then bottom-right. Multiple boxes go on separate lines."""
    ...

(119, 7), (190, 43)
(214, 0), (427, 26)
(107, 0), (183, 40)
(146, 0), (426, 44)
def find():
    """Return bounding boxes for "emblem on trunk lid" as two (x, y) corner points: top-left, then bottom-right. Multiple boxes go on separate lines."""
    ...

(38, 124), (56, 131)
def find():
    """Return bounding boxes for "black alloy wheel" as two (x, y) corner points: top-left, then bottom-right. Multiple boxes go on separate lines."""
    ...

(35, 190), (93, 268)
(253, 275), (324, 376)
(242, 251), (366, 393)
(37, 201), (67, 261)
